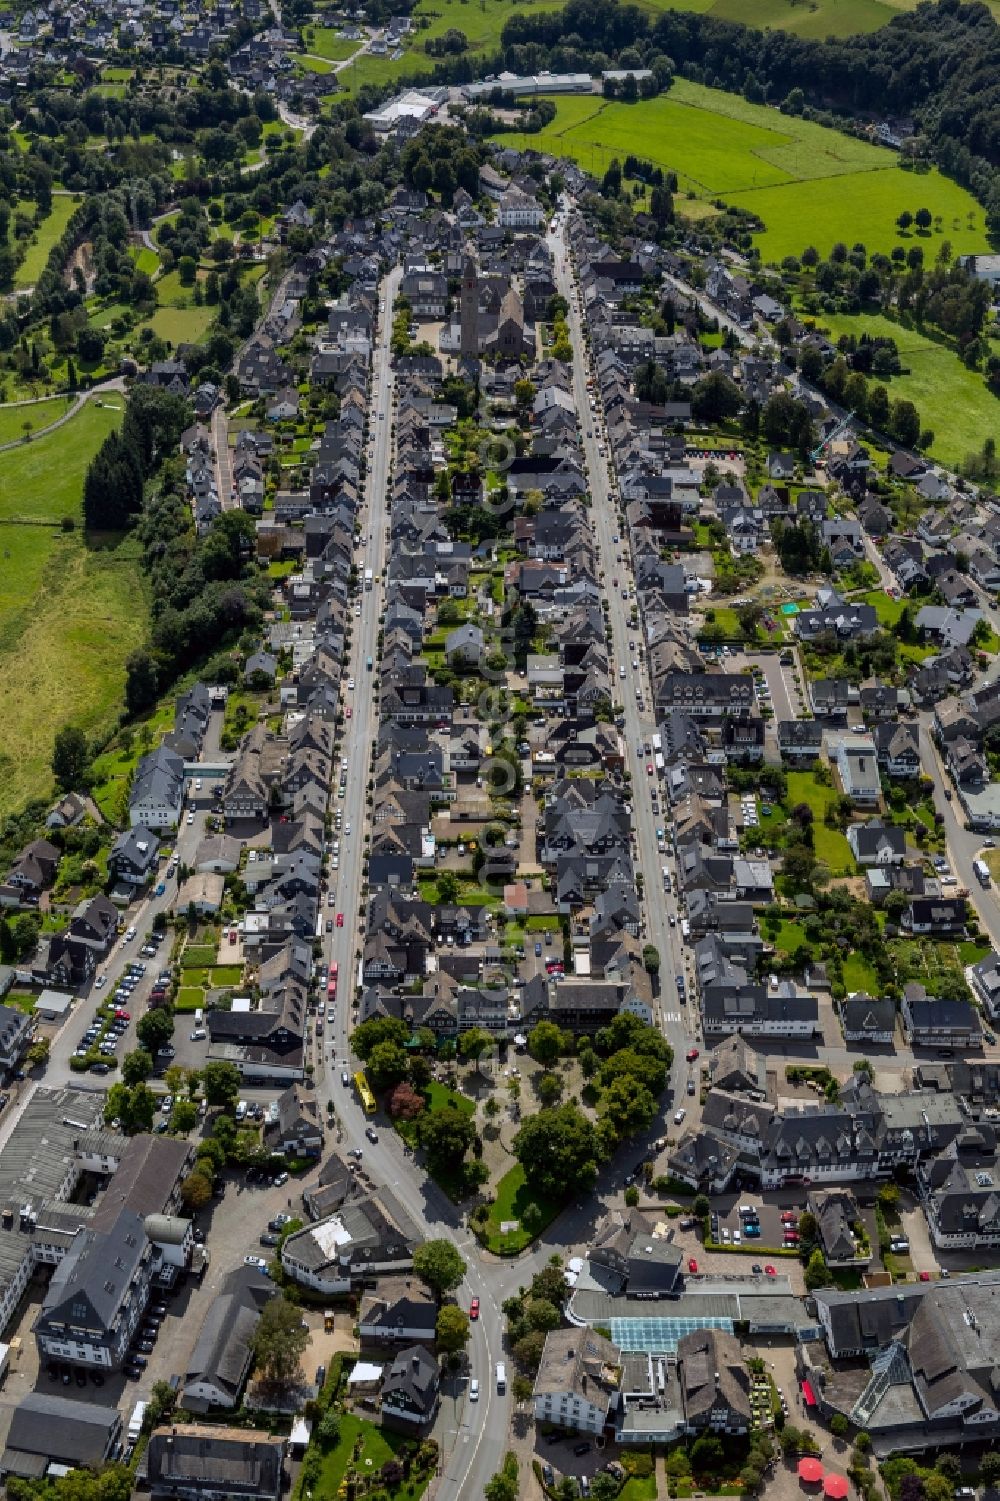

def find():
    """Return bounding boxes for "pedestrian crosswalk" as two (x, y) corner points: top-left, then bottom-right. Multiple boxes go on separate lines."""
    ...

(663, 1011), (681, 1025)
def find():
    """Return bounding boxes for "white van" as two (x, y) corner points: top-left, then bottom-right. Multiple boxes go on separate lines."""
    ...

(495, 1362), (506, 1392)
(235, 1100), (248, 1121)
(194, 1008), (204, 1026)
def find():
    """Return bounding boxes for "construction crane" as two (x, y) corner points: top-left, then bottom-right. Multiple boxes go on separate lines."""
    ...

(810, 410), (855, 464)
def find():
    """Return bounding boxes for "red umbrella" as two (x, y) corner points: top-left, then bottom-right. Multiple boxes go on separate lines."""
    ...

(825, 1477), (849, 1499)
(798, 1459), (824, 1484)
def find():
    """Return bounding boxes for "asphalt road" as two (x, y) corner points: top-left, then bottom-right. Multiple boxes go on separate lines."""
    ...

(309, 265), (514, 1501)
(550, 218), (696, 1093)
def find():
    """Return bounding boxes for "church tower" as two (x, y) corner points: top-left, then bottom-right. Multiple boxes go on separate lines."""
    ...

(460, 250), (479, 358)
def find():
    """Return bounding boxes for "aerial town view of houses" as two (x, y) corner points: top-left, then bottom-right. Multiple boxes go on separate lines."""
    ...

(8, 0), (1000, 1499)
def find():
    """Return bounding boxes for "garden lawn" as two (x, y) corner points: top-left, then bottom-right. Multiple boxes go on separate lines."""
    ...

(181, 946), (219, 969)
(842, 952), (879, 992)
(296, 1414), (426, 1501)
(812, 309), (1000, 471)
(860, 588), (905, 627)
(772, 919), (808, 955)
(491, 80), (988, 262)
(394, 1082), (474, 1165)
(16, 194), (78, 290)
(784, 771), (854, 873)
(481, 1164), (562, 1254)
(620, 1478), (658, 1501)
(176, 988), (204, 1012)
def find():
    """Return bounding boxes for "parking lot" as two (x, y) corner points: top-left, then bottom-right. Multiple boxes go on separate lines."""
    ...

(710, 1197), (802, 1254)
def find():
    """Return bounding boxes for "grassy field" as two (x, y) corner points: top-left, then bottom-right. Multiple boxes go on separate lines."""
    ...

(0, 396), (144, 817)
(302, 25), (360, 59)
(0, 531), (148, 818)
(0, 394), (74, 446)
(493, 81), (988, 261)
(16, 194), (78, 290)
(130, 246), (160, 277)
(813, 309), (1000, 470)
(0, 396), (122, 521)
(143, 267), (215, 345)
(337, 0), (567, 92)
(646, 0), (911, 35)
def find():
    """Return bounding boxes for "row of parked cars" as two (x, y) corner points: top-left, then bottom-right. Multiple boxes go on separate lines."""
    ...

(124, 1298), (169, 1380)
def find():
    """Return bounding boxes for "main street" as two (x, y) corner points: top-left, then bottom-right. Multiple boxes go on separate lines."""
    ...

(316, 263), (513, 1501)
(550, 219), (697, 1093)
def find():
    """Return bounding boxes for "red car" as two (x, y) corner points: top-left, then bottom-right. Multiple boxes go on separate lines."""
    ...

(646, 762), (654, 775)
(919, 1271), (930, 1282)
(764, 1265), (776, 1276)
(470, 1297), (480, 1320)
(114, 1009), (131, 1021)
(781, 1211), (798, 1224)
(685, 1047), (699, 1062)
(687, 1258), (698, 1274)
(336, 913), (344, 928)
(783, 1232), (800, 1244)
(346, 706), (352, 718)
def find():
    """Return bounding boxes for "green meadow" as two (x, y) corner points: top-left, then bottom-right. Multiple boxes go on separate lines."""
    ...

(0, 396), (147, 818)
(15, 194), (78, 290)
(814, 309), (1000, 471)
(493, 81), (988, 261)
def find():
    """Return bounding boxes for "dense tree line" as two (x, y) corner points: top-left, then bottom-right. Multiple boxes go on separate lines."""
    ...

(82, 385), (189, 531)
(80, 386), (267, 716)
(127, 489), (267, 715)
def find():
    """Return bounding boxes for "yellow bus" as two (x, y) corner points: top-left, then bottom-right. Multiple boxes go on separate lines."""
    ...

(354, 1071), (376, 1115)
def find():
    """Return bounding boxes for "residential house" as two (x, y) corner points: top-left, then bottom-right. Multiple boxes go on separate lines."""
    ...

(145, 1425), (285, 1501)
(34, 1208), (153, 1371)
(833, 734), (881, 805)
(846, 820), (906, 866)
(359, 1279), (437, 1345)
(901, 992), (982, 1050)
(838, 994), (896, 1046)
(808, 1187), (871, 1266)
(380, 1345), (440, 1429)
(533, 1328), (621, 1436)
(874, 721), (921, 779)
(182, 1265), (274, 1411)
(677, 1329), (751, 1435)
